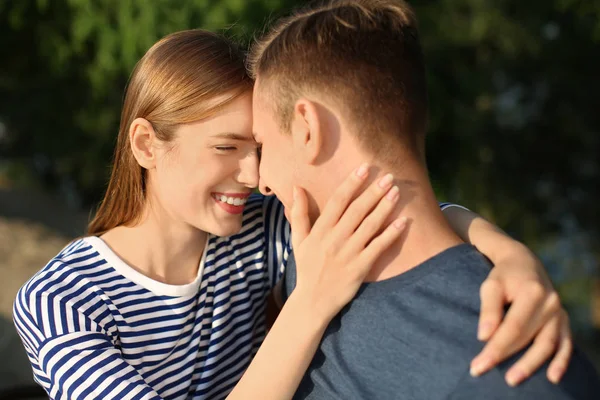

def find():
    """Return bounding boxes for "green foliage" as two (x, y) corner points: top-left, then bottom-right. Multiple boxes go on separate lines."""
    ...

(0, 0), (599, 251)
(413, 0), (600, 247)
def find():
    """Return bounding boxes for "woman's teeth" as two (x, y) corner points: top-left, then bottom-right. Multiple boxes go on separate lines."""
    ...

(214, 194), (247, 206)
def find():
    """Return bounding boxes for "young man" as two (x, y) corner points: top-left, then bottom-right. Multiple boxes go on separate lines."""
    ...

(249, 0), (599, 398)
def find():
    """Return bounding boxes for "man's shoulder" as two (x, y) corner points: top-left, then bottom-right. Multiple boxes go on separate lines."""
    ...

(430, 243), (492, 275)
(366, 244), (493, 300)
(449, 347), (600, 400)
(424, 243), (493, 291)
(283, 244), (492, 306)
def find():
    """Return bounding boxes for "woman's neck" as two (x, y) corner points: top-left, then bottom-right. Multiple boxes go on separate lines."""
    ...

(100, 203), (207, 286)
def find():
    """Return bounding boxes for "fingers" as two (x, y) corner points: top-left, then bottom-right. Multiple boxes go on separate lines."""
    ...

(471, 283), (562, 378)
(547, 311), (572, 384)
(478, 278), (506, 341)
(342, 184), (400, 254)
(313, 163), (370, 234)
(503, 310), (572, 386)
(290, 187), (311, 250)
(358, 217), (408, 272)
(470, 283), (548, 377)
(504, 316), (560, 386)
(332, 173), (395, 241)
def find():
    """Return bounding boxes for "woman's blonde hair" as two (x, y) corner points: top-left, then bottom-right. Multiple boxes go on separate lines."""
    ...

(88, 30), (253, 235)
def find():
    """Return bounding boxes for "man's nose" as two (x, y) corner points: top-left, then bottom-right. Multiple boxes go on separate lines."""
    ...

(258, 156), (274, 196)
(259, 178), (273, 196)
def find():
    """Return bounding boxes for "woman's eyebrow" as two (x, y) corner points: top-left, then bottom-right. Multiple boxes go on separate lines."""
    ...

(211, 132), (254, 141)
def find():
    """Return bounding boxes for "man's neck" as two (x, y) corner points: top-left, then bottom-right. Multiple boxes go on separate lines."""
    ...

(100, 202), (207, 285)
(363, 166), (464, 282)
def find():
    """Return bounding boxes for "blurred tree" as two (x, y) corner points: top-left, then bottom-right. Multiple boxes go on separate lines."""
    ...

(419, 0), (600, 245)
(0, 0), (598, 295)
(412, 0), (600, 328)
(0, 0), (298, 204)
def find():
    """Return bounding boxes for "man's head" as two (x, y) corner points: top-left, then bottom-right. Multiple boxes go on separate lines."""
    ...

(250, 0), (428, 219)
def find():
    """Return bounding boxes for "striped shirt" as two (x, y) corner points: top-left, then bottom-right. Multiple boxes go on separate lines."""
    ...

(13, 194), (291, 400)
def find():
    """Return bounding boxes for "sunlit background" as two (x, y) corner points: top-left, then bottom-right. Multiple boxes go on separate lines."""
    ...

(0, 0), (599, 395)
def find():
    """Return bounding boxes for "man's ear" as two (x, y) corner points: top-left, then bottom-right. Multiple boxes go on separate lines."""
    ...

(291, 98), (322, 165)
(129, 118), (158, 169)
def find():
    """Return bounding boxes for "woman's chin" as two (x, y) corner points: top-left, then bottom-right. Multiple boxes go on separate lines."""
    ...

(205, 220), (243, 238)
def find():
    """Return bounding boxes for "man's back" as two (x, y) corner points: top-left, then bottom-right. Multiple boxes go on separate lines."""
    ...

(284, 244), (600, 399)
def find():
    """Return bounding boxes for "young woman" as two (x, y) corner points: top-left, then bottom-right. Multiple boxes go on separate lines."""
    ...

(14, 30), (569, 400)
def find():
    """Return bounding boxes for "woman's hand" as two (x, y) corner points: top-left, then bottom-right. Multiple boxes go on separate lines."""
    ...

(441, 206), (572, 386)
(472, 246), (571, 386)
(290, 163), (407, 323)
(228, 164), (407, 400)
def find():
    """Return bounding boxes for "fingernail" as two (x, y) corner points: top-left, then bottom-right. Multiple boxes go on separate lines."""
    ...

(393, 217), (407, 230)
(470, 357), (491, 377)
(478, 322), (493, 341)
(548, 366), (562, 384)
(293, 186), (298, 200)
(355, 163), (369, 178)
(506, 369), (525, 387)
(386, 186), (400, 201)
(378, 173), (394, 188)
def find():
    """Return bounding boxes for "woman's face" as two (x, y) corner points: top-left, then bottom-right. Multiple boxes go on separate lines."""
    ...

(148, 93), (260, 237)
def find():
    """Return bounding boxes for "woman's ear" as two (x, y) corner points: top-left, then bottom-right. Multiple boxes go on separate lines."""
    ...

(291, 99), (322, 165)
(129, 118), (157, 169)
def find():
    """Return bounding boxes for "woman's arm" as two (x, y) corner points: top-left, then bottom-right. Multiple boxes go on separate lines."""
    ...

(443, 206), (572, 386)
(37, 332), (163, 400)
(13, 293), (163, 400)
(228, 288), (328, 399)
(229, 166), (406, 399)
(442, 205), (549, 282)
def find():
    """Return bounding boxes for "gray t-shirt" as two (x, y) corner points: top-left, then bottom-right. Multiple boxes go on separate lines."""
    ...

(282, 244), (600, 399)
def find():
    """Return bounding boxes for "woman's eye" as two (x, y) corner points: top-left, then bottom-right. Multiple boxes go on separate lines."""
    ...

(215, 146), (237, 151)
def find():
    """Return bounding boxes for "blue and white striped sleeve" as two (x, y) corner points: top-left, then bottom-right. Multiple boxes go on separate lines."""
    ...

(13, 284), (163, 400)
(261, 195), (292, 290)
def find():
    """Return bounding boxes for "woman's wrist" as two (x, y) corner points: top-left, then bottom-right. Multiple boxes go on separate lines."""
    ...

(285, 288), (333, 332)
(493, 240), (542, 271)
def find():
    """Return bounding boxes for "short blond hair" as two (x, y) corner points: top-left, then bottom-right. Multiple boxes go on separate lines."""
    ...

(249, 0), (428, 160)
